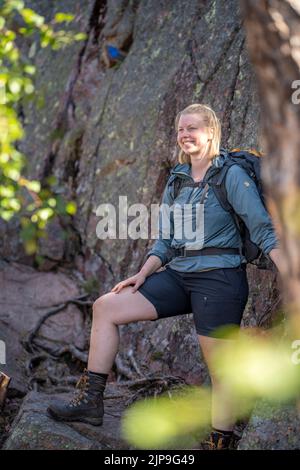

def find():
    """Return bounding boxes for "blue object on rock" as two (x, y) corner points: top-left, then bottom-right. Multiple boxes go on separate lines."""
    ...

(106, 44), (126, 62)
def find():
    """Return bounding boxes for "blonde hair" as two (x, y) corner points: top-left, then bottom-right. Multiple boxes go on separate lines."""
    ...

(175, 104), (221, 164)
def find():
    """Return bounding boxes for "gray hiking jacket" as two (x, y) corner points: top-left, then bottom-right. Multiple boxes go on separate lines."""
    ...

(146, 152), (280, 272)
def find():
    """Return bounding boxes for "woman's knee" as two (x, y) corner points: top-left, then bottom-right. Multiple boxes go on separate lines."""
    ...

(92, 291), (133, 325)
(92, 288), (158, 325)
(92, 293), (113, 321)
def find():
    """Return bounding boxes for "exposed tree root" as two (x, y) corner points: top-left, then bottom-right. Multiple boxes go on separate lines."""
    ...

(117, 375), (188, 405)
(22, 294), (90, 353)
(50, 345), (88, 363)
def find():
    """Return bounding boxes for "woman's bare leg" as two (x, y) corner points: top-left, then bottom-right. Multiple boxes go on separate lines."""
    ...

(88, 287), (158, 374)
(198, 334), (237, 431)
(47, 286), (158, 424)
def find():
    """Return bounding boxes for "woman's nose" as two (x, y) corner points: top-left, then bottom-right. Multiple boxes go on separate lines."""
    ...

(181, 130), (190, 138)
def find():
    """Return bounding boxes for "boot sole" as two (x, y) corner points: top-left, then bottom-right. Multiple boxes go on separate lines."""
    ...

(47, 407), (103, 426)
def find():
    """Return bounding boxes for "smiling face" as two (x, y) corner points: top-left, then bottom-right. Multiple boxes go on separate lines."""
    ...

(177, 113), (214, 157)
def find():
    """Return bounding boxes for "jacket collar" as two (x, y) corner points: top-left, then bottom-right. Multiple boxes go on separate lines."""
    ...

(170, 148), (229, 180)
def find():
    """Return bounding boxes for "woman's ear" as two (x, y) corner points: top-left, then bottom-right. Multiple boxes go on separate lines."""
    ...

(208, 127), (214, 141)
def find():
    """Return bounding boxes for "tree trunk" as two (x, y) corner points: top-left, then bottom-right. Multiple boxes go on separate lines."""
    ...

(240, 0), (300, 336)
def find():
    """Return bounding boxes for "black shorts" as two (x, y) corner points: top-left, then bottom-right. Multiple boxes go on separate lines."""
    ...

(138, 265), (249, 337)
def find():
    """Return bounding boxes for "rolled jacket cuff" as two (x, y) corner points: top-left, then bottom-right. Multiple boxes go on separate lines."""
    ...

(146, 251), (167, 266)
(263, 240), (280, 255)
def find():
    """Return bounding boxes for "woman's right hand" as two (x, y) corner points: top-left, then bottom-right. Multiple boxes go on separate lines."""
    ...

(110, 272), (146, 294)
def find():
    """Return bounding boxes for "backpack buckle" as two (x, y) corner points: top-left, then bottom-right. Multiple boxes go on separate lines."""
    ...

(174, 247), (186, 257)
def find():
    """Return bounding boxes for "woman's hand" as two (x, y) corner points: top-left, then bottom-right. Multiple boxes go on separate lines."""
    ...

(111, 272), (146, 294)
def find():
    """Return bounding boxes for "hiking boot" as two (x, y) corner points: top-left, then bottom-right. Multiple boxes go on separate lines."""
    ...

(202, 429), (238, 450)
(47, 369), (107, 426)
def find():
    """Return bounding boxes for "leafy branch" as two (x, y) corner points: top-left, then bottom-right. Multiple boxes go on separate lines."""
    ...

(0, 0), (86, 255)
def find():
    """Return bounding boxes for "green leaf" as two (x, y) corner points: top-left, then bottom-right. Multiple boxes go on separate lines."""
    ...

(45, 175), (58, 186)
(24, 65), (36, 75)
(9, 197), (21, 211)
(47, 198), (56, 208)
(21, 8), (44, 27)
(24, 239), (37, 255)
(4, 167), (20, 180)
(74, 32), (87, 41)
(26, 180), (40, 192)
(54, 13), (75, 23)
(35, 254), (45, 266)
(0, 185), (15, 197)
(55, 195), (66, 214)
(8, 1), (25, 11)
(0, 153), (10, 164)
(37, 207), (54, 221)
(20, 222), (36, 241)
(65, 201), (77, 215)
(0, 209), (14, 221)
(24, 81), (34, 94)
(8, 78), (22, 94)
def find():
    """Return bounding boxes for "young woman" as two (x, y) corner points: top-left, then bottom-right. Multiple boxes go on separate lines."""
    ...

(47, 104), (281, 450)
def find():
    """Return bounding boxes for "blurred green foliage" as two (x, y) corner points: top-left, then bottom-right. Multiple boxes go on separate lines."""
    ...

(122, 327), (300, 449)
(0, 0), (86, 255)
(122, 386), (211, 449)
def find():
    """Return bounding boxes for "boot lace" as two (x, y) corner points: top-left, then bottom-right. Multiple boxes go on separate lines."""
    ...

(69, 370), (89, 407)
(202, 432), (233, 450)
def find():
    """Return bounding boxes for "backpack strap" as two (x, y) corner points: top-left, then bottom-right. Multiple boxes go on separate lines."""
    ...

(209, 165), (232, 212)
(174, 177), (183, 199)
(172, 177), (208, 199)
(209, 163), (245, 266)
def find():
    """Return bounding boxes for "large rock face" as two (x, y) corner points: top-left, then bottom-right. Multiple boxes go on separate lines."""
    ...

(2, 0), (263, 281)
(0, 0), (286, 449)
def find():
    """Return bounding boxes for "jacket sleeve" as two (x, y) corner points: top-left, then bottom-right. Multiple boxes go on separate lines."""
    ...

(146, 179), (175, 266)
(225, 164), (280, 255)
